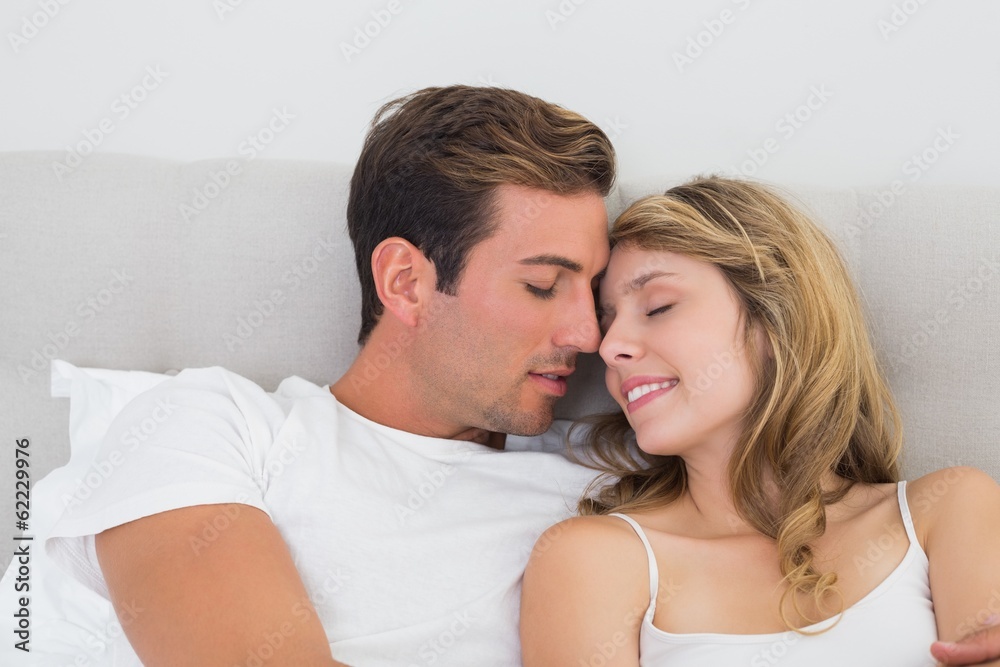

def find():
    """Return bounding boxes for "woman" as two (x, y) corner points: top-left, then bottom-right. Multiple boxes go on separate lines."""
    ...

(520, 176), (1000, 666)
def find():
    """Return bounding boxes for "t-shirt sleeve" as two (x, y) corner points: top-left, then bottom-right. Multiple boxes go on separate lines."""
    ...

(45, 366), (286, 599)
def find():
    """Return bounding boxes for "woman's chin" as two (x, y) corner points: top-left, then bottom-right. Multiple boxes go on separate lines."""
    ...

(634, 433), (683, 458)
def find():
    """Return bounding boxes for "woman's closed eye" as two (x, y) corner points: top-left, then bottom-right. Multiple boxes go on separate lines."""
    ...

(647, 304), (673, 317)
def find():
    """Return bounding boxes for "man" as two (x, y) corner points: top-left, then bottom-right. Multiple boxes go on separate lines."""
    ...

(44, 85), (1000, 666)
(46, 85), (615, 666)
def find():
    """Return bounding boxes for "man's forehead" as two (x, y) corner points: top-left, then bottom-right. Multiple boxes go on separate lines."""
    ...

(489, 184), (607, 238)
(498, 184), (562, 218)
(462, 183), (608, 278)
(492, 182), (605, 219)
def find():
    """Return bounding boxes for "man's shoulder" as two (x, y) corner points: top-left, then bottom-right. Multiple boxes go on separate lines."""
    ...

(145, 366), (332, 419)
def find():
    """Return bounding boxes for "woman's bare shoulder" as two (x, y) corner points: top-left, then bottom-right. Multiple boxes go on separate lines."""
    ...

(523, 514), (653, 629)
(530, 513), (652, 564)
(907, 466), (1000, 524)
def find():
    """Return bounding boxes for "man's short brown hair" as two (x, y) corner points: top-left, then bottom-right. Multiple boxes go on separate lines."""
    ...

(347, 85), (616, 344)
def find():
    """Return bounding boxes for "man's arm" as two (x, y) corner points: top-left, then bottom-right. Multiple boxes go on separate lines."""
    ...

(932, 621), (1000, 666)
(911, 468), (1000, 666)
(96, 503), (349, 666)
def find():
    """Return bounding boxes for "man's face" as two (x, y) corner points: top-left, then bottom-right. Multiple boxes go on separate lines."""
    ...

(413, 184), (609, 438)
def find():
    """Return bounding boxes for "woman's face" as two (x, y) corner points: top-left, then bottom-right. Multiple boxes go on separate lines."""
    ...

(598, 246), (761, 458)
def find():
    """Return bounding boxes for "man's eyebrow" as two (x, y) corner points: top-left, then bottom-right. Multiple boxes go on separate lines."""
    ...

(518, 254), (584, 273)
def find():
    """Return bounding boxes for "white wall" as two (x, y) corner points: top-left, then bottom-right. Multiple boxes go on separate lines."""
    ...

(3, 0), (998, 187)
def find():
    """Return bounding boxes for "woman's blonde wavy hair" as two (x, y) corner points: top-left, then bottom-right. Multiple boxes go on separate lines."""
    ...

(577, 176), (903, 631)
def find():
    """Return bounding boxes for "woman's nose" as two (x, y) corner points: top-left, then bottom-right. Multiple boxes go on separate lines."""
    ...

(599, 317), (641, 367)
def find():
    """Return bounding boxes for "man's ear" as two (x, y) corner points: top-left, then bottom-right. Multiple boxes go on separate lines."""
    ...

(371, 237), (435, 329)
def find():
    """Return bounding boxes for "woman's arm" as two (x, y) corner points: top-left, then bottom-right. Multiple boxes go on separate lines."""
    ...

(911, 467), (1000, 664)
(520, 516), (649, 667)
(96, 503), (348, 666)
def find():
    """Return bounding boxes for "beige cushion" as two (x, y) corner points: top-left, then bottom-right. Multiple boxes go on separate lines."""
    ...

(2, 151), (997, 571)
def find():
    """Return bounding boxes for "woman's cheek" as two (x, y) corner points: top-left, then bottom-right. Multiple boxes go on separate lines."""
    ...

(604, 367), (622, 409)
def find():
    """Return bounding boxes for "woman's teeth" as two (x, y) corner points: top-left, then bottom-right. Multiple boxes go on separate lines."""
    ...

(627, 381), (676, 403)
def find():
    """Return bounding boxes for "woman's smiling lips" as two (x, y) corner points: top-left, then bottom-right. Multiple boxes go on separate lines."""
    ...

(619, 375), (679, 413)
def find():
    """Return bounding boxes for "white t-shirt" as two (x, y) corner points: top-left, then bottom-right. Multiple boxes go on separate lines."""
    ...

(44, 367), (600, 666)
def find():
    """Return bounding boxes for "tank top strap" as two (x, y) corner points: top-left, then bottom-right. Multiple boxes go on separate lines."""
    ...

(896, 480), (920, 547)
(608, 512), (659, 623)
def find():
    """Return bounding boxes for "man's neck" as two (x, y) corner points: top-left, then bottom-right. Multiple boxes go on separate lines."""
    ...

(329, 346), (507, 450)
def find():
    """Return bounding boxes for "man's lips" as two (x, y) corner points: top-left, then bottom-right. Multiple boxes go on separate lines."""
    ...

(529, 368), (574, 397)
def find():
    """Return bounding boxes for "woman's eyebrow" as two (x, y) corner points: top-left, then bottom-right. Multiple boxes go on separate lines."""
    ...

(599, 271), (680, 314)
(620, 270), (679, 296)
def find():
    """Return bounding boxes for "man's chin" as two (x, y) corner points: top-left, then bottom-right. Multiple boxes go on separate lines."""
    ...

(484, 402), (555, 437)
(504, 422), (552, 438)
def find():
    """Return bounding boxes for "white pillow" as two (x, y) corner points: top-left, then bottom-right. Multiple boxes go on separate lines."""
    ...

(0, 360), (172, 665)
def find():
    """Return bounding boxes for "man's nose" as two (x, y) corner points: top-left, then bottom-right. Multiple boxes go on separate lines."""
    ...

(555, 295), (602, 353)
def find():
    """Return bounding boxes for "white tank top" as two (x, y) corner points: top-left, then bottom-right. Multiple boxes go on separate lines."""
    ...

(610, 481), (938, 666)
